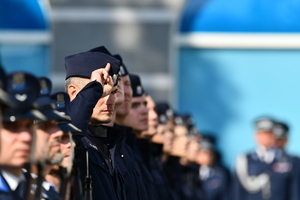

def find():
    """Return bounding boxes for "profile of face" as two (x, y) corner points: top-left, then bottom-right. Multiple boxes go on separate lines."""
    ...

(60, 132), (75, 169)
(196, 150), (214, 166)
(274, 137), (287, 149)
(255, 130), (275, 148)
(116, 75), (132, 116)
(185, 137), (200, 162)
(141, 95), (158, 137)
(90, 86), (117, 124)
(0, 119), (34, 167)
(123, 95), (148, 135)
(114, 76), (125, 109)
(170, 125), (189, 157)
(36, 120), (64, 165)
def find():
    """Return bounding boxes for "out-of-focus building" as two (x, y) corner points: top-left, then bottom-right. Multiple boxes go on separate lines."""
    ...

(176, 0), (300, 168)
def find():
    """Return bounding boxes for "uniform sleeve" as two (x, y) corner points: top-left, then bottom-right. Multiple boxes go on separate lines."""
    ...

(68, 80), (103, 142)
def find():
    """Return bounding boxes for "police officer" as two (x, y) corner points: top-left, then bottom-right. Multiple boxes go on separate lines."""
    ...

(0, 71), (45, 200)
(32, 77), (71, 200)
(64, 50), (125, 200)
(196, 136), (229, 200)
(232, 117), (281, 200)
(46, 91), (81, 200)
(120, 74), (160, 200)
(268, 121), (300, 200)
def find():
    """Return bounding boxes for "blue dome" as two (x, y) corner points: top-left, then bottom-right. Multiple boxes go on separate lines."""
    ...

(180, 0), (300, 33)
(0, 0), (49, 30)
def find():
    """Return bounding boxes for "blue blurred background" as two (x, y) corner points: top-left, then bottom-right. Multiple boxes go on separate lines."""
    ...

(1, 0), (300, 169)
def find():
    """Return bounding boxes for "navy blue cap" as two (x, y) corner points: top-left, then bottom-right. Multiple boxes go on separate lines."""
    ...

(65, 51), (120, 79)
(174, 113), (194, 129)
(50, 91), (81, 133)
(156, 102), (174, 124)
(129, 74), (145, 97)
(0, 65), (11, 107)
(3, 72), (46, 122)
(113, 54), (129, 76)
(36, 78), (70, 123)
(199, 135), (216, 152)
(89, 46), (113, 56)
(273, 122), (289, 139)
(254, 117), (275, 132)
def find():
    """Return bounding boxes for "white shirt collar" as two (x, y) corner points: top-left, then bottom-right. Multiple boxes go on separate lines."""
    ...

(1, 170), (25, 191)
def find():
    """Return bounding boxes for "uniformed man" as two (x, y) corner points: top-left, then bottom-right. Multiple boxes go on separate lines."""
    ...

(0, 71), (45, 200)
(231, 117), (299, 200)
(45, 91), (81, 200)
(111, 54), (149, 200)
(268, 121), (300, 200)
(32, 77), (71, 200)
(196, 136), (229, 200)
(64, 50), (125, 200)
(119, 74), (160, 200)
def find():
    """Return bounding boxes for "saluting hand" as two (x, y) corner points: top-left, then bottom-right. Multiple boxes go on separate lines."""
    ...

(90, 63), (114, 97)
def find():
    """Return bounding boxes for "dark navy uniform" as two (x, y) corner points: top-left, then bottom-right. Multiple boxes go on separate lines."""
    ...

(200, 165), (229, 200)
(0, 172), (26, 200)
(232, 150), (300, 200)
(114, 124), (149, 200)
(125, 132), (159, 200)
(68, 81), (125, 200)
(65, 49), (124, 200)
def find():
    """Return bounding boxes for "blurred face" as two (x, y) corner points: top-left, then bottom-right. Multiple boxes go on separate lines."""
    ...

(141, 96), (158, 138)
(0, 119), (34, 167)
(185, 138), (200, 162)
(116, 75), (132, 116)
(36, 120), (64, 165)
(115, 76), (124, 108)
(274, 137), (287, 149)
(170, 125), (189, 157)
(60, 132), (75, 168)
(90, 87), (117, 124)
(196, 150), (214, 166)
(123, 95), (148, 135)
(255, 130), (275, 148)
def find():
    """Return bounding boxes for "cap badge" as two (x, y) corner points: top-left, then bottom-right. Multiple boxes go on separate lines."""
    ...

(56, 93), (65, 108)
(120, 66), (125, 76)
(12, 73), (25, 90)
(40, 79), (49, 95)
(112, 74), (118, 85)
(136, 85), (142, 95)
(159, 115), (167, 123)
(15, 93), (27, 102)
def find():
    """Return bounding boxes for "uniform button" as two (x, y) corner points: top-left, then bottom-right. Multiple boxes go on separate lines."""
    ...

(121, 155), (124, 158)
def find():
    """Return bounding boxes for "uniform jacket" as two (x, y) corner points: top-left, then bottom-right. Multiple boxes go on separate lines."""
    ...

(69, 81), (125, 200)
(232, 150), (300, 200)
(200, 165), (229, 200)
(0, 172), (24, 200)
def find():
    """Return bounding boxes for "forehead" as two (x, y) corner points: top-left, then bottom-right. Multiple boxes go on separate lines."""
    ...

(132, 95), (146, 103)
(121, 75), (130, 83)
(145, 96), (155, 108)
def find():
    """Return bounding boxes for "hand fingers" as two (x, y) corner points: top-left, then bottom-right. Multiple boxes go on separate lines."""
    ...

(105, 63), (111, 72)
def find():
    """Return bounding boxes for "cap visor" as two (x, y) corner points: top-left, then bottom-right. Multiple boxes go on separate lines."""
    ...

(38, 109), (71, 123)
(0, 89), (12, 107)
(58, 122), (82, 133)
(3, 109), (46, 122)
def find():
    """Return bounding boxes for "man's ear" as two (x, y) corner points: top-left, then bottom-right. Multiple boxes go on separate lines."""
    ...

(68, 84), (78, 101)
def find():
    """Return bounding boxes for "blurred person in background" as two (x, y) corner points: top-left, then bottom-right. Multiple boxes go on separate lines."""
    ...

(196, 136), (229, 200)
(231, 117), (300, 200)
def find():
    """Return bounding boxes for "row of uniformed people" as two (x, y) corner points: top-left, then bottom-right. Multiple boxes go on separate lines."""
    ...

(61, 46), (224, 200)
(0, 65), (81, 200)
(3, 44), (297, 200)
